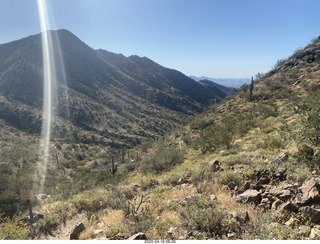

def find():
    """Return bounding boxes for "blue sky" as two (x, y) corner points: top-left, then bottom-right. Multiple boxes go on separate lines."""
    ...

(0, 0), (319, 78)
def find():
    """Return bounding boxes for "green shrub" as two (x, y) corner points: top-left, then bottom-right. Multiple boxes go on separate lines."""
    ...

(297, 144), (314, 161)
(179, 195), (226, 238)
(139, 141), (185, 174)
(215, 171), (242, 187)
(198, 121), (234, 154)
(35, 214), (58, 235)
(0, 216), (28, 240)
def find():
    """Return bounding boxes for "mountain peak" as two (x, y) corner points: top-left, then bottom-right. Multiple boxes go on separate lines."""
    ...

(0, 30), (231, 147)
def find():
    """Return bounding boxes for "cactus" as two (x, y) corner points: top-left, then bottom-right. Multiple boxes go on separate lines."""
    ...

(121, 147), (125, 164)
(249, 77), (254, 101)
(109, 156), (117, 176)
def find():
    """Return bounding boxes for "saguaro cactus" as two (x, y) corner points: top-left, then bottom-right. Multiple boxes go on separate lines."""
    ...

(110, 155), (117, 176)
(249, 77), (254, 101)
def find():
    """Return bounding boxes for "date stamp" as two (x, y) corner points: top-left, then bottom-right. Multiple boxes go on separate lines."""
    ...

(144, 240), (176, 244)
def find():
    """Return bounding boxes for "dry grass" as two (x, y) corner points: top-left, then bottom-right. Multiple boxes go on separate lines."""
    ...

(102, 209), (125, 226)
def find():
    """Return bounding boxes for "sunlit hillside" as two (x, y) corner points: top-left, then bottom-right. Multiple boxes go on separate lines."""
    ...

(1, 33), (320, 240)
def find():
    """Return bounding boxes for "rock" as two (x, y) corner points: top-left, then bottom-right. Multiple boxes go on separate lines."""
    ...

(299, 178), (320, 201)
(271, 199), (283, 211)
(285, 216), (296, 226)
(70, 223), (85, 240)
(310, 225), (320, 239)
(227, 181), (237, 190)
(210, 160), (221, 172)
(272, 168), (286, 183)
(227, 232), (237, 239)
(299, 206), (320, 223)
(33, 212), (45, 222)
(128, 232), (147, 240)
(210, 195), (217, 201)
(282, 202), (299, 213)
(296, 196), (312, 207)
(299, 225), (311, 237)
(235, 190), (261, 205)
(234, 211), (249, 223)
(93, 229), (104, 238)
(167, 227), (177, 236)
(179, 200), (188, 206)
(261, 198), (270, 204)
(258, 176), (270, 185)
(242, 181), (251, 191)
(276, 189), (292, 201)
(36, 194), (50, 200)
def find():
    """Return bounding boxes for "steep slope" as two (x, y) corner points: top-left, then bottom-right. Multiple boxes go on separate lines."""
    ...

(50, 36), (320, 240)
(0, 29), (228, 148)
(3, 33), (320, 241)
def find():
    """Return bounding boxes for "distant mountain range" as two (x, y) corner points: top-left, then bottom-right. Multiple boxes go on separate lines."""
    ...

(0, 29), (233, 147)
(189, 76), (250, 88)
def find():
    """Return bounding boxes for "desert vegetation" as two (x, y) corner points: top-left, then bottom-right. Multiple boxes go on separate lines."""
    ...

(1, 36), (320, 240)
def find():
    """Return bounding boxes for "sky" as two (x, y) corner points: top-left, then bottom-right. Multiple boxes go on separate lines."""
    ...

(0, 0), (319, 78)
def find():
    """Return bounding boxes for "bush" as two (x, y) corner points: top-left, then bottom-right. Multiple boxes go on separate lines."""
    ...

(0, 215), (28, 240)
(215, 171), (242, 187)
(303, 85), (320, 145)
(139, 141), (185, 174)
(198, 121), (234, 154)
(35, 214), (58, 235)
(297, 144), (314, 161)
(179, 195), (226, 238)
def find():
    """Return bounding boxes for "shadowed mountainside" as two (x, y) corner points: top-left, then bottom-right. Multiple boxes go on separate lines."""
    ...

(0, 29), (231, 148)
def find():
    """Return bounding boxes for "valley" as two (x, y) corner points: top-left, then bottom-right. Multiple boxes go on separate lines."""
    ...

(1, 31), (320, 240)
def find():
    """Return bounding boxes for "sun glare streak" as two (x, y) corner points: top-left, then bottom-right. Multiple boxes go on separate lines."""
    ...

(34, 0), (56, 193)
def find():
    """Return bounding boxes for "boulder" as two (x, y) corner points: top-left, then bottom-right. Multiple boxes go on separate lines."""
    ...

(299, 206), (320, 224)
(70, 223), (85, 240)
(298, 225), (311, 237)
(310, 225), (320, 239)
(259, 198), (271, 210)
(258, 176), (270, 185)
(299, 178), (320, 201)
(235, 190), (261, 205)
(272, 168), (286, 183)
(227, 181), (237, 190)
(282, 202), (299, 213)
(271, 199), (283, 211)
(276, 189), (292, 201)
(128, 232), (147, 240)
(242, 181), (251, 191)
(296, 196), (312, 207)
(234, 211), (249, 223)
(210, 160), (221, 172)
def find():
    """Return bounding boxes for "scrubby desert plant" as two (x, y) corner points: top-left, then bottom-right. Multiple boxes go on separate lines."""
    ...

(0, 215), (28, 240)
(179, 195), (226, 238)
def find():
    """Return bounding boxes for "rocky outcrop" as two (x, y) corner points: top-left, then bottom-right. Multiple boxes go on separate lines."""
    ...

(70, 223), (85, 240)
(235, 190), (261, 205)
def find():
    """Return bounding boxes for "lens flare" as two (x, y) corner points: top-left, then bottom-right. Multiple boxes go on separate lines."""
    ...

(34, 0), (68, 193)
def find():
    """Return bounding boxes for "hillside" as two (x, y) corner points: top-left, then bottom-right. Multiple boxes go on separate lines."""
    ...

(1, 35), (320, 240)
(0, 30), (232, 221)
(0, 29), (230, 148)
